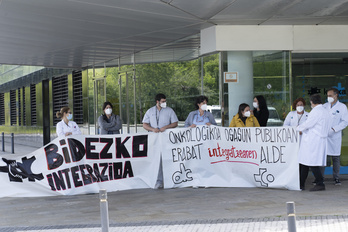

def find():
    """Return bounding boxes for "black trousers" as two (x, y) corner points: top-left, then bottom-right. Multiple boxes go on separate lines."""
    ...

(300, 164), (325, 188)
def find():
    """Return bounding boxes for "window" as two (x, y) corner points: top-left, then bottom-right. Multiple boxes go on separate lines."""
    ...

(10, 90), (16, 125)
(72, 71), (83, 124)
(0, 93), (4, 125)
(52, 75), (68, 125)
(30, 84), (37, 126)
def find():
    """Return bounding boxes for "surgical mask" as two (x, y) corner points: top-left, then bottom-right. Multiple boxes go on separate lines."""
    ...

(296, 106), (304, 113)
(160, 102), (167, 108)
(201, 104), (207, 111)
(67, 114), (73, 120)
(244, 111), (251, 117)
(253, 102), (258, 108)
(327, 97), (335, 103)
(105, 108), (112, 115)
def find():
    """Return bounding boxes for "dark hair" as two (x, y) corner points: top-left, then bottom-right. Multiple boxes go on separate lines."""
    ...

(327, 87), (339, 96)
(56, 106), (70, 118)
(254, 95), (268, 111)
(292, 97), (306, 110)
(195, 95), (208, 110)
(102, 101), (113, 111)
(310, 94), (322, 104)
(238, 103), (249, 119)
(155, 93), (166, 102)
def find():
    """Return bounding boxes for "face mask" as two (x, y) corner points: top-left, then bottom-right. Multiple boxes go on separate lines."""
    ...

(327, 97), (335, 103)
(244, 111), (251, 117)
(201, 104), (208, 111)
(105, 108), (112, 115)
(296, 106), (304, 112)
(67, 114), (73, 120)
(160, 102), (167, 108)
(253, 102), (258, 108)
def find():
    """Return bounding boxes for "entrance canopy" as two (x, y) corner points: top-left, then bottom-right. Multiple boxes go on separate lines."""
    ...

(0, 0), (348, 68)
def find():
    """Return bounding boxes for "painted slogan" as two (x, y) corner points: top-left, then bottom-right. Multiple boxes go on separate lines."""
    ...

(0, 133), (159, 197)
(162, 126), (300, 190)
(0, 126), (300, 197)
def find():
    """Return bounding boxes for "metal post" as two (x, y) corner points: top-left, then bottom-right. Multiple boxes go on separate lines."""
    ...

(287, 201), (297, 232)
(126, 72), (130, 134)
(133, 55), (137, 133)
(2, 132), (4, 152)
(11, 133), (14, 154)
(99, 189), (109, 232)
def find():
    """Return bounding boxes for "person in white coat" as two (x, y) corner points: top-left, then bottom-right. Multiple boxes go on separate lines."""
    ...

(283, 97), (309, 127)
(297, 94), (331, 191)
(56, 107), (82, 137)
(323, 88), (348, 185)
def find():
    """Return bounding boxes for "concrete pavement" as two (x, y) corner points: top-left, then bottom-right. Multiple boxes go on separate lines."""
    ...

(0, 142), (348, 231)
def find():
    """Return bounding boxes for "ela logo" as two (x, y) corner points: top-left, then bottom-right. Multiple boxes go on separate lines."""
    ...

(0, 156), (44, 182)
(333, 83), (346, 97)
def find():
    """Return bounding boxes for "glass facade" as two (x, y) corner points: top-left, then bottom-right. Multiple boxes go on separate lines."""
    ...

(292, 53), (348, 166)
(221, 51), (291, 127)
(88, 54), (220, 134)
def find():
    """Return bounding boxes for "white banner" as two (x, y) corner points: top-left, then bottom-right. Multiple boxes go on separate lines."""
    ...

(0, 126), (300, 197)
(0, 133), (160, 197)
(162, 126), (300, 190)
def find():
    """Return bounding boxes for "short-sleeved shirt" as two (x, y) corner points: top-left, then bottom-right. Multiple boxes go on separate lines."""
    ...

(142, 106), (178, 129)
(192, 111), (211, 125)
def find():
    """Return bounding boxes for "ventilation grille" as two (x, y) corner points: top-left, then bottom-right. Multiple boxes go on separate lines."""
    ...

(72, 71), (83, 124)
(10, 90), (16, 125)
(0, 93), (4, 125)
(18, 88), (21, 126)
(30, 84), (37, 126)
(52, 75), (68, 125)
(22, 87), (26, 126)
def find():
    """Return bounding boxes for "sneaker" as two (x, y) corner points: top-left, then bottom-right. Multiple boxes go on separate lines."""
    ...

(309, 185), (325, 191)
(335, 179), (341, 186)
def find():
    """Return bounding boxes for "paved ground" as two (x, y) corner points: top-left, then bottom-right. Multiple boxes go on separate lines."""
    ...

(1, 142), (348, 231)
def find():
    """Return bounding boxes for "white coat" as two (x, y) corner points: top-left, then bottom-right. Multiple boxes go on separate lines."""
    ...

(296, 105), (331, 166)
(283, 110), (309, 127)
(56, 120), (82, 137)
(323, 100), (348, 156)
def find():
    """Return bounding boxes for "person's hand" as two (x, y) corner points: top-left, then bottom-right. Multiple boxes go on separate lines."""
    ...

(159, 127), (167, 132)
(65, 132), (72, 136)
(206, 122), (212, 126)
(153, 128), (160, 133)
(190, 124), (196, 128)
(299, 131), (302, 135)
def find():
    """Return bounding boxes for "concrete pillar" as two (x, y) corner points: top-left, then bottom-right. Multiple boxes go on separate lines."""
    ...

(227, 51), (254, 123)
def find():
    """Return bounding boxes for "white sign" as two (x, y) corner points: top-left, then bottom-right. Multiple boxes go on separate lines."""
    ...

(224, 72), (238, 83)
(162, 126), (300, 190)
(0, 126), (300, 198)
(0, 133), (160, 197)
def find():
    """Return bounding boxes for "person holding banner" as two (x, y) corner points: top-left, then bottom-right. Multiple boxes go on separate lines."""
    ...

(143, 93), (178, 189)
(98, 101), (122, 134)
(185, 95), (217, 127)
(56, 107), (82, 137)
(253, 95), (269, 127)
(283, 98), (309, 126)
(297, 94), (331, 191)
(142, 93), (178, 133)
(229, 103), (260, 127)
